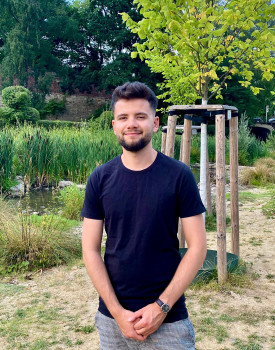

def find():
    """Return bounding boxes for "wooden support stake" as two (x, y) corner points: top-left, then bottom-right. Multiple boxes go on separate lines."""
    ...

(178, 220), (185, 248)
(230, 115), (240, 256)
(165, 114), (177, 157)
(181, 118), (192, 166)
(178, 118), (192, 247)
(161, 130), (167, 154)
(215, 113), (227, 283)
(206, 146), (212, 215)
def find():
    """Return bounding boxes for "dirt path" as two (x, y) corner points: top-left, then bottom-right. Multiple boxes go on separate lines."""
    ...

(0, 188), (274, 350)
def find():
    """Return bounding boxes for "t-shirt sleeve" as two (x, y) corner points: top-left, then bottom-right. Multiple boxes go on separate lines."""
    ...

(178, 165), (206, 218)
(81, 169), (104, 219)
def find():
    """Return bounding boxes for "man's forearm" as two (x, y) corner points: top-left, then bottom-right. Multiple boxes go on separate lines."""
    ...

(83, 250), (123, 317)
(159, 243), (207, 307)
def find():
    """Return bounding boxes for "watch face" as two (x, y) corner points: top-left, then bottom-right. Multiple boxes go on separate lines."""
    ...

(161, 303), (170, 313)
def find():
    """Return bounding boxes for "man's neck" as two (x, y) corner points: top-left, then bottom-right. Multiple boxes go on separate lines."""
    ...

(121, 145), (157, 171)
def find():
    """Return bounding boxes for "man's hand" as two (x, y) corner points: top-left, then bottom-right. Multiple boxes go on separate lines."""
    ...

(114, 309), (146, 342)
(128, 303), (166, 337)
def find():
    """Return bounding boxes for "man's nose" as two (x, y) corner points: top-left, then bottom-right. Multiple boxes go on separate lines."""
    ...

(127, 116), (138, 128)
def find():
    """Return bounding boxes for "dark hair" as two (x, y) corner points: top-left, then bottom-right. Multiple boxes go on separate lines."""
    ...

(111, 82), (158, 113)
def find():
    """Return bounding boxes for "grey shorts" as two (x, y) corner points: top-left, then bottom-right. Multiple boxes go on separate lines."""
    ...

(95, 311), (195, 350)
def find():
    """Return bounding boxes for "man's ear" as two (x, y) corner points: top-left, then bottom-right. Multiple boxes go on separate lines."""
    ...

(153, 116), (160, 132)
(112, 120), (116, 134)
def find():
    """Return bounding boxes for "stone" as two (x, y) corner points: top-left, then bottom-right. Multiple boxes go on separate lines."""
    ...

(58, 181), (74, 188)
(76, 184), (86, 190)
(9, 177), (25, 198)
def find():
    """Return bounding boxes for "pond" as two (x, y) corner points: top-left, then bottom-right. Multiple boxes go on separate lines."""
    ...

(7, 188), (61, 215)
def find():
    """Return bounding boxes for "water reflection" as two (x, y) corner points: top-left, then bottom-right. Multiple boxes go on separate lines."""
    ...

(7, 188), (61, 215)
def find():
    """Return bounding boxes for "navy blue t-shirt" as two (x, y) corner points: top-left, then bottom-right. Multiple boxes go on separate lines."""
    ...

(81, 151), (205, 323)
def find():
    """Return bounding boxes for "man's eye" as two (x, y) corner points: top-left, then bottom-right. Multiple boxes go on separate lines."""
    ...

(137, 116), (145, 119)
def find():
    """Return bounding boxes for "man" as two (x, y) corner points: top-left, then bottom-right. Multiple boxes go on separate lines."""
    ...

(81, 82), (207, 349)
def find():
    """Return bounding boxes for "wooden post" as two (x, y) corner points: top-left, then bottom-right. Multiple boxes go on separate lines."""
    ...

(165, 114), (177, 157)
(215, 113), (227, 283)
(200, 123), (207, 211)
(178, 117), (192, 248)
(181, 118), (192, 166)
(161, 130), (167, 154)
(178, 220), (185, 248)
(230, 114), (240, 256)
(206, 146), (212, 215)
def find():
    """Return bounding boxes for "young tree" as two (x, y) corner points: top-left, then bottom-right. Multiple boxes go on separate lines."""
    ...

(122, 0), (275, 105)
(122, 0), (275, 207)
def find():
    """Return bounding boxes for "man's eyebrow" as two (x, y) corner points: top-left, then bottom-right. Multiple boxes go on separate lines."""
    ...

(116, 113), (127, 118)
(135, 112), (149, 116)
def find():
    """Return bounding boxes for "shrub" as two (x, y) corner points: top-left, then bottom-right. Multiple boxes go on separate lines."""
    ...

(91, 102), (111, 119)
(240, 157), (275, 186)
(0, 86), (40, 123)
(265, 132), (275, 158)
(238, 114), (267, 165)
(0, 199), (82, 274)
(59, 185), (85, 220)
(2, 86), (31, 109)
(90, 110), (114, 130)
(40, 98), (66, 119)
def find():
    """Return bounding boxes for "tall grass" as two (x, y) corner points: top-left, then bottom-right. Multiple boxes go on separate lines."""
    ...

(0, 128), (15, 191)
(1, 125), (122, 190)
(0, 120), (272, 191)
(0, 198), (81, 274)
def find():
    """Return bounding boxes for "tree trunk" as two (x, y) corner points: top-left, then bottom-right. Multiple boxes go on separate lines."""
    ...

(200, 98), (208, 220)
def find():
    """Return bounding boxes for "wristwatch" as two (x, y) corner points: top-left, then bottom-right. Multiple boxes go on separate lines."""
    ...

(156, 298), (170, 314)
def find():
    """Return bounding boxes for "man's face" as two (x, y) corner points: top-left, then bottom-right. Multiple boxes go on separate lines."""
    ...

(112, 98), (159, 152)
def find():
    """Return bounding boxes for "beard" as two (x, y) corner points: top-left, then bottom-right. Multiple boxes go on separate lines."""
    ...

(116, 131), (152, 152)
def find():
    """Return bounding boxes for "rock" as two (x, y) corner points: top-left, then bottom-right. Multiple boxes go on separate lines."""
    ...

(9, 177), (25, 197)
(76, 184), (86, 190)
(58, 180), (74, 188)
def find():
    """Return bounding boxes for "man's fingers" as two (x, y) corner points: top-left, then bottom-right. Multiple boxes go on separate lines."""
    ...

(133, 318), (145, 330)
(128, 311), (142, 322)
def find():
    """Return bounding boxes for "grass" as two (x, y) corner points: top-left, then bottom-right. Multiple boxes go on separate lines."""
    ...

(190, 260), (256, 293)
(240, 157), (275, 186)
(59, 184), (85, 220)
(262, 189), (275, 218)
(0, 198), (82, 275)
(225, 191), (269, 203)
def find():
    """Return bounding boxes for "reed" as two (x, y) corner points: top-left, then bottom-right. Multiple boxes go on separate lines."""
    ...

(0, 122), (271, 192)
(0, 128), (15, 191)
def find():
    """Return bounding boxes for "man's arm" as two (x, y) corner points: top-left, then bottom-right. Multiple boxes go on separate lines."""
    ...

(82, 217), (145, 341)
(129, 213), (207, 337)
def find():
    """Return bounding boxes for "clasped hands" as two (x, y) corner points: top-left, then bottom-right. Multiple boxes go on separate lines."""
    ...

(115, 303), (166, 342)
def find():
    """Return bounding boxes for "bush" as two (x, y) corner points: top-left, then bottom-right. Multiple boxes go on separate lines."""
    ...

(0, 106), (14, 121)
(91, 102), (111, 120)
(0, 86), (40, 123)
(240, 157), (275, 186)
(40, 98), (66, 119)
(0, 199), (82, 274)
(265, 132), (275, 158)
(2, 86), (31, 109)
(59, 185), (85, 220)
(90, 110), (114, 130)
(238, 114), (267, 165)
